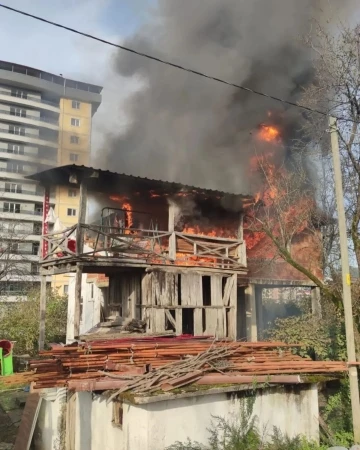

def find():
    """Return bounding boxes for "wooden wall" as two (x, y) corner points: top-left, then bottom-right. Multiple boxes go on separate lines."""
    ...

(107, 270), (237, 339)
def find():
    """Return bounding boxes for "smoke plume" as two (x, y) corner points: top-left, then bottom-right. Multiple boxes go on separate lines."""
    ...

(103, 0), (356, 193)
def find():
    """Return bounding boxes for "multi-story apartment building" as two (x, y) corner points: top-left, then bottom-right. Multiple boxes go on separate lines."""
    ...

(0, 60), (102, 298)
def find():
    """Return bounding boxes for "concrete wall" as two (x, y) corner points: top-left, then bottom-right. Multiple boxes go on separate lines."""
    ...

(34, 384), (319, 450)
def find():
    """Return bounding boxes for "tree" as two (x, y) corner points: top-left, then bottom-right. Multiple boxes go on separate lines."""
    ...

(246, 22), (360, 317)
(0, 218), (39, 296)
(0, 288), (67, 355)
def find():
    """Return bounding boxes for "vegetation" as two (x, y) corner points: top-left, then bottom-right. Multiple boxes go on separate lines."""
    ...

(0, 288), (67, 355)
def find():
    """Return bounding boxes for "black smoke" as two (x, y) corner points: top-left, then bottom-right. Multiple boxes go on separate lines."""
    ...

(102, 0), (356, 193)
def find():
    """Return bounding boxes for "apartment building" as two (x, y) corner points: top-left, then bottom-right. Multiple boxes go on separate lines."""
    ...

(0, 60), (102, 298)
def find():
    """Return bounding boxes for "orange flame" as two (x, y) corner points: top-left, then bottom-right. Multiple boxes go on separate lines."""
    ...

(109, 195), (133, 229)
(258, 124), (281, 143)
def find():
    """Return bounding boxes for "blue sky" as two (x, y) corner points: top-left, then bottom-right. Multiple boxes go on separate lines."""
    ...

(0, 0), (153, 82)
(0, 0), (154, 152)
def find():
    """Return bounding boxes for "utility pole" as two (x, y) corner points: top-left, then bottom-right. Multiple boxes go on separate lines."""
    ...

(329, 116), (360, 442)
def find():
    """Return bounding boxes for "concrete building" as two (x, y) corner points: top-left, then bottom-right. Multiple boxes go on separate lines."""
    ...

(34, 384), (319, 450)
(0, 60), (102, 298)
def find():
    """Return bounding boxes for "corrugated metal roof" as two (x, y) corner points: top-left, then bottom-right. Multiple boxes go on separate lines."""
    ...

(27, 164), (253, 200)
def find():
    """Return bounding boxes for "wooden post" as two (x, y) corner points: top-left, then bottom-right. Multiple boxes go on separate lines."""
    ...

(39, 275), (47, 351)
(330, 116), (360, 442)
(245, 283), (257, 342)
(74, 265), (83, 338)
(168, 202), (176, 260)
(238, 213), (244, 240)
(76, 178), (87, 256)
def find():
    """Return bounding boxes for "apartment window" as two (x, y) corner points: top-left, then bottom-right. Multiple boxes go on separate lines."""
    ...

(4, 202), (21, 213)
(5, 183), (22, 193)
(9, 242), (18, 253)
(7, 162), (24, 173)
(71, 118), (80, 127)
(31, 263), (39, 274)
(9, 125), (25, 136)
(63, 285), (69, 295)
(7, 144), (24, 155)
(33, 223), (42, 235)
(10, 107), (26, 118)
(32, 243), (39, 256)
(69, 153), (78, 162)
(70, 135), (79, 144)
(72, 100), (80, 109)
(67, 208), (77, 216)
(11, 89), (27, 99)
(68, 189), (77, 198)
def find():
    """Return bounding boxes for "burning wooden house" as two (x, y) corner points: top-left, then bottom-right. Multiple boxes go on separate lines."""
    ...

(29, 163), (322, 346)
(28, 165), (255, 344)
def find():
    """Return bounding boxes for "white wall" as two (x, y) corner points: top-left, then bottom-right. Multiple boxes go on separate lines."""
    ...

(34, 385), (319, 450)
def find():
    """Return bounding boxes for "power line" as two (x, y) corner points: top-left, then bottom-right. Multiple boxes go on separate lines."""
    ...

(0, 2), (358, 124)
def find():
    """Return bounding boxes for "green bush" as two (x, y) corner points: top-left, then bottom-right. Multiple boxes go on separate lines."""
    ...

(0, 288), (67, 355)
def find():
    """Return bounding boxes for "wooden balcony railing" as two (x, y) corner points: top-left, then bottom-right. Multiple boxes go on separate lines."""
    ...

(40, 224), (247, 270)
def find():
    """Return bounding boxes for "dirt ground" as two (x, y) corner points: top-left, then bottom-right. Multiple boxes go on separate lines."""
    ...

(0, 390), (28, 449)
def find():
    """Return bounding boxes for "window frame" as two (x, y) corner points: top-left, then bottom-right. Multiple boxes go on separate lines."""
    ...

(67, 208), (77, 216)
(69, 153), (79, 162)
(71, 118), (80, 127)
(70, 135), (79, 144)
(72, 100), (80, 110)
(4, 202), (21, 213)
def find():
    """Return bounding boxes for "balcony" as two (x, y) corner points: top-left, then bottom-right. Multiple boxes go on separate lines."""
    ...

(41, 224), (247, 272)
(0, 147), (57, 165)
(0, 207), (45, 222)
(0, 108), (59, 131)
(0, 188), (54, 203)
(0, 89), (60, 113)
(0, 127), (58, 148)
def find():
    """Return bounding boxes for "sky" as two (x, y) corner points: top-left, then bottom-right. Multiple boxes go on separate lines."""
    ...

(0, 0), (154, 156)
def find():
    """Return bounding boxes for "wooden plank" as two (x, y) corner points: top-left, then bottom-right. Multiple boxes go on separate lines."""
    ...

(67, 393), (76, 450)
(76, 179), (87, 255)
(211, 275), (224, 338)
(13, 393), (42, 450)
(151, 273), (165, 332)
(74, 265), (83, 338)
(245, 284), (257, 342)
(141, 273), (152, 329)
(165, 309), (177, 329)
(181, 273), (191, 306)
(193, 274), (203, 336)
(228, 274), (238, 339)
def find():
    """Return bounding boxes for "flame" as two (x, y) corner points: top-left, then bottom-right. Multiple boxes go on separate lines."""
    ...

(109, 195), (133, 229)
(258, 124), (281, 143)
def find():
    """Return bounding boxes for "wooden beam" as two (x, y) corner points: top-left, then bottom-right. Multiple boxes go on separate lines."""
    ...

(38, 275), (47, 351)
(238, 213), (244, 240)
(76, 178), (88, 256)
(74, 265), (83, 338)
(168, 202), (176, 260)
(245, 284), (257, 342)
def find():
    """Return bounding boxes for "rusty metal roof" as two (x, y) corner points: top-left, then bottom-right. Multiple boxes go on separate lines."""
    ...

(26, 164), (254, 201)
